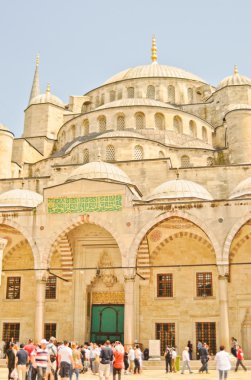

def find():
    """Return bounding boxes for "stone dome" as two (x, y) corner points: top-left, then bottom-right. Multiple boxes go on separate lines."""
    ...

(145, 179), (213, 201)
(96, 98), (177, 110)
(104, 64), (206, 85)
(0, 189), (43, 208)
(218, 66), (251, 89)
(67, 161), (132, 185)
(30, 90), (64, 108)
(229, 177), (251, 199)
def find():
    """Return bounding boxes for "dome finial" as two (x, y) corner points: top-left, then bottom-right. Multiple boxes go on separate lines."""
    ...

(46, 82), (51, 94)
(234, 65), (239, 75)
(151, 35), (158, 64)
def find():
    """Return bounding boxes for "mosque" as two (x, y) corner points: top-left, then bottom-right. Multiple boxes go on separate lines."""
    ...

(0, 37), (251, 357)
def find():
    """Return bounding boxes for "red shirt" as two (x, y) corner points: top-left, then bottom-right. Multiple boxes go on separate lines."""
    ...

(113, 351), (124, 369)
(237, 348), (244, 360)
(24, 344), (36, 359)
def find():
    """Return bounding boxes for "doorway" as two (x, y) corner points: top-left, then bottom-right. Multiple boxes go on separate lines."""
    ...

(91, 304), (124, 343)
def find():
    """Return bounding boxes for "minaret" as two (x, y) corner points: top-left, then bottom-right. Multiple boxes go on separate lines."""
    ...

(151, 35), (158, 64)
(29, 54), (40, 104)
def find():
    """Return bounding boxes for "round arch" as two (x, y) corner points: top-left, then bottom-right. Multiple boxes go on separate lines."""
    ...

(223, 212), (251, 261)
(0, 217), (40, 269)
(128, 210), (221, 267)
(44, 214), (127, 265)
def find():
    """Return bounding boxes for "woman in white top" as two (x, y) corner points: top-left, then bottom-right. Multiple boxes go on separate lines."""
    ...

(215, 345), (231, 380)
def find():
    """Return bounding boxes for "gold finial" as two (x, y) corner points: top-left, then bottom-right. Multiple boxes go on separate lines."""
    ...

(36, 54), (40, 66)
(176, 168), (180, 180)
(151, 35), (158, 64)
(46, 82), (51, 94)
(234, 65), (239, 75)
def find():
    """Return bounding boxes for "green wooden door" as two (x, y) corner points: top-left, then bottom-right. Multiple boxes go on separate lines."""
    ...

(91, 304), (124, 344)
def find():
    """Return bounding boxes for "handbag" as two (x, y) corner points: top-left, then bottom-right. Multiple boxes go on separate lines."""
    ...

(10, 368), (18, 380)
(75, 359), (83, 369)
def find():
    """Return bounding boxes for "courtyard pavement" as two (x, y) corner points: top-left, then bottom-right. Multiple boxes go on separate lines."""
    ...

(0, 368), (249, 380)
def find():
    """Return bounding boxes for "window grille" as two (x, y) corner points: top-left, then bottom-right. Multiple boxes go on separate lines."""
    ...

(45, 276), (57, 299)
(135, 113), (145, 130)
(189, 120), (197, 137)
(44, 323), (56, 341)
(83, 149), (89, 164)
(147, 85), (155, 99)
(196, 322), (216, 355)
(117, 115), (125, 130)
(156, 323), (175, 355)
(196, 272), (212, 297)
(3, 323), (20, 343)
(6, 277), (21, 299)
(106, 145), (115, 161)
(98, 116), (106, 132)
(157, 274), (173, 297)
(155, 113), (165, 130)
(202, 127), (208, 142)
(95, 96), (99, 107)
(127, 87), (135, 98)
(134, 145), (143, 160)
(83, 120), (89, 136)
(181, 155), (190, 168)
(173, 116), (183, 134)
(168, 85), (175, 103)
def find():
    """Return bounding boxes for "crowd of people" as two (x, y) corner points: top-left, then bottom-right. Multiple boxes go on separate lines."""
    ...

(3, 336), (249, 380)
(5, 338), (144, 380)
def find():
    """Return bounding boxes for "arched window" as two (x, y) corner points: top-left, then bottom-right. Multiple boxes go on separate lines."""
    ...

(135, 112), (145, 130)
(202, 126), (208, 142)
(61, 131), (66, 145)
(110, 90), (116, 102)
(82, 101), (91, 113)
(207, 157), (213, 166)
(147, 85), (155, 99)
(168, 85), (175, 103)
(127, 87), (135, 98)
(100, 94), (105, 105)
(155, 113), (165, 130)
(187, 88), (193, 103)
(95, 95), (100, 107)
(117, 90), (122, 100)
(98, 116), (106, 132)
(117, 115), (125, 130)
(181, 155), (190, 167)
(159, 150), (165, 158)
(189, 120), (197, 137)
(106, 145), (115, 161)
(83, 149), (89, 164)
(71, 125), (76, 140)
(83, 120), (89, 136)
(173, 116), (183, 134)
(134, 145), (143, 160)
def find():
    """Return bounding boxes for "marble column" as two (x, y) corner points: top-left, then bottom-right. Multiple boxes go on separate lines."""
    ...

(124, 273), (136, 345)
(218, 265), (230, 351)
(35, 271), (47, 342)
(0, 238), (8, 286)
(73, 270), (86, 342)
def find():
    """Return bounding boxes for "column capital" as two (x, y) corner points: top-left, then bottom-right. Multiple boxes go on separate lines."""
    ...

(217, 264), (229, 279)
(35, 269), (48, 282)
(123, 268), (136, 282)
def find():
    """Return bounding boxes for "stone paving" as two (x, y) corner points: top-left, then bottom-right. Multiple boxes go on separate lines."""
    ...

(0, 368), (249, 380)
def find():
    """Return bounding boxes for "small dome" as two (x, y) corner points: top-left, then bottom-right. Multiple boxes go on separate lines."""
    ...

(218, 66), (251, 89)
(104, 64), (206, 85)
(30, 87), (64, 108)
(145, 179), (213, 201)
(96, 98), (177, 110)
(0, 189), (43, 208)
(67, 161), (132, 185)
(229, 177), (251, 199)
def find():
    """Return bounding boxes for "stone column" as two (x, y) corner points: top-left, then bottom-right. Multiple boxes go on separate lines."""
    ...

(218, 265), (230, 351)
(124, 273), (136, 345)
(0, 238), (8, 286)
(35, 271), (47, 342)
(73, 270), (86, 342)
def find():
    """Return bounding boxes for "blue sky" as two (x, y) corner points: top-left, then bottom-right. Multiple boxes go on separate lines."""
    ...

(1, 0), (251, 136)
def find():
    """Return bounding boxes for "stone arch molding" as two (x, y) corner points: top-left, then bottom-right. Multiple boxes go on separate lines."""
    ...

(0, 217), (41, 269)
(223, 211), (251, 262)
(44, 214), (128, 265)
(129, 210), (221, 267)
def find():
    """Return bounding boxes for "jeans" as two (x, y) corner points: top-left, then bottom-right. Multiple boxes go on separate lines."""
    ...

(199, 357), (208, 372)
(8, 367), (14, 380)
(181, 360), (192, 373)
(70, 367), (79, 380)
(235, 359), (247, 371)
(134, 358), (140, 374)
(219, 369), (228, 380)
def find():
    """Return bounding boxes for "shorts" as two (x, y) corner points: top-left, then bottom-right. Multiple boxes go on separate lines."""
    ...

(99, 363), (110, 378)
(60, 362), (71, 378)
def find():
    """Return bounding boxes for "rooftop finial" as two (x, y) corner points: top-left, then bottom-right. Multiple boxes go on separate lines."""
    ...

(36, 54), (40, 66)
(151, 35), (158, 64)
(234, 65), (239, 75)
(28, 54), (40, 104)
(46, 83), (51, 94)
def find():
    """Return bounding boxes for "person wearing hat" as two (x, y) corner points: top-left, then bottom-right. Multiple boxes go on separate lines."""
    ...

(31, 339), (51, 380)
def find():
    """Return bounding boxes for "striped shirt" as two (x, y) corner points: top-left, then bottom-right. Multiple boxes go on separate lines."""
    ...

(33, 348), (49, 368)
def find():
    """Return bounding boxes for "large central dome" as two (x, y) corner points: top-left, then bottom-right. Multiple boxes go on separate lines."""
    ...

(104, 64), (206, 85)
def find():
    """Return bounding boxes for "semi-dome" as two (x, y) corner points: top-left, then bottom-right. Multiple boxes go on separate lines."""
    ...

(229, 177), (251, 199)
(67, 161), (132, 185)
(0, 189), (43, 208)
(218, 66), (251, 89)
(104, 64), (206, 85)
(96, 98), (177, 110)
(30, 84), (64, 108)
(145, 179), (213, 201)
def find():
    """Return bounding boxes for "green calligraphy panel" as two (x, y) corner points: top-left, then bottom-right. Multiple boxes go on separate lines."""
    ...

(47, 194), (122, 214)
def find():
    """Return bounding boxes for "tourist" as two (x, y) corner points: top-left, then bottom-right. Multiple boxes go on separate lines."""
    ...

(171, 347), (177, 373)
(123, 347), (129, 375)
(58, 340), (73, 380)
(198, 342), (209, 373)
(134, 345), (141, 374)
(31, 339), (51, 380)
(197, 340), (202, 358)
(6, 342), (16, 380)
(24, 339), (36, 380)
(181, 346), (193, 374)
(128, 346), (135, 373)
(187, 340), (193, 360)
(69, 342), (82, 380)
(235, 345), (247, 372)
(215, 345), (231, 380)
(230, 337), (238, 357)
(47, 337), (57, 380)
(164, 346), (172, 372)
(16, 344), (28, 380)
(113, 343), (124, 380)
(99, 340), (113, 380)
(93, 343), (101, 374)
